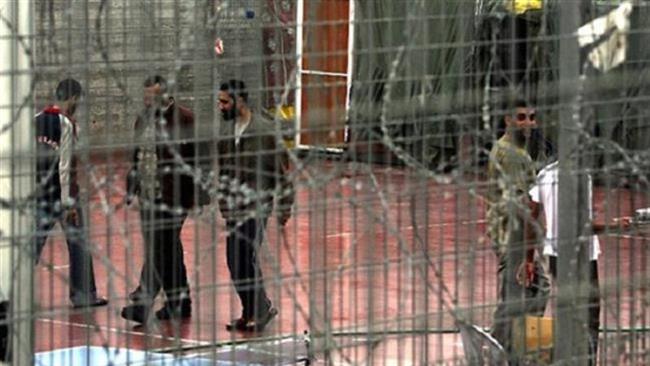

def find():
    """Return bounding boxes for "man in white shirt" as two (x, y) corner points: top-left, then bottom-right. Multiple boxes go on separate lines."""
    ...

(529, 160), (630, 365)
(34, 78), (108, 308)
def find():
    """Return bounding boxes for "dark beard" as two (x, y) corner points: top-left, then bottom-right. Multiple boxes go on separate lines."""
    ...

(527, 128), (543, 160)
(512, 128), (528, 148)
(221, 108), (237, 121)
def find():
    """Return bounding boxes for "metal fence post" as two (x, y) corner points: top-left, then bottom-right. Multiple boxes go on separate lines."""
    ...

(0, 1), (34, 364)
(556, 0), (591, 364)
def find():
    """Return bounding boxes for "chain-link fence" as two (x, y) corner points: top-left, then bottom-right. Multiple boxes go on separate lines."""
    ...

(1, 0), (650, 365)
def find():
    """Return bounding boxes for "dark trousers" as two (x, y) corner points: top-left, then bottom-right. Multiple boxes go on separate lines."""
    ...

(34, 202), (98, 305)
(0, 301), (9, 362)
(137, 208), (190, 306)
(492, 250), (550, 359)
(549, 256), (600, 365)
(226, 218), (271, 320)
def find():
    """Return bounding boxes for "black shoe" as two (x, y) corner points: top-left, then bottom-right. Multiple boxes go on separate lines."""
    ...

(121, 304), (149, 324)
(155, 301), (192, 320)
(225, 317), (250, 332)
(243, 307), (278, 332)
(128, 287), (146, 303)
(0, 301), (8, 362)
(72, 297), (109, 309)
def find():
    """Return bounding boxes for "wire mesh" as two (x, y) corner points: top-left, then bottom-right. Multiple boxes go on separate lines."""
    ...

(0, 0), (649, 365)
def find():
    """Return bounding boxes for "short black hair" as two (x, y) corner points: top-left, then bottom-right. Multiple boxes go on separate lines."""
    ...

(511, 98), (529, 110)
(55, 78), (83, 101)
(143, 75), (168, 92)
(503, 98), (530, 115)
(494, 96), (531, 137)
(219, 79), (248, 103)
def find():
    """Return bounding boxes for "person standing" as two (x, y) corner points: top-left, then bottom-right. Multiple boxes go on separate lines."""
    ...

(486, 98), (549, 358)
(530, 159), (631, 365)
(216, 79), (294, 332)
(34, 78), (108, 308)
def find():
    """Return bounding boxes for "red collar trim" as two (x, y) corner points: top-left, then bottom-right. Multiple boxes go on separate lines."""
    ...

(43, 105), (77, 135)
(43, 105), (61, 115)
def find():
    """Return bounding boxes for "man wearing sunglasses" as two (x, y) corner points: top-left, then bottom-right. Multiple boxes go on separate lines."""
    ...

(216, 79), (294, 332)
(486, 98), (549, 359)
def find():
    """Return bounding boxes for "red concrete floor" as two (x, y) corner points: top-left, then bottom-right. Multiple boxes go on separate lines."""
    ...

(32, 157), (650, 364)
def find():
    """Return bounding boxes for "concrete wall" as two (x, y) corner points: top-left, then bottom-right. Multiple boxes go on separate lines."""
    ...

(34, 0), (265, 147)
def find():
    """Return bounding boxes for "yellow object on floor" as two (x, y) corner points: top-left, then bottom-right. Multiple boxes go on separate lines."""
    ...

(512, 315), (554, 364)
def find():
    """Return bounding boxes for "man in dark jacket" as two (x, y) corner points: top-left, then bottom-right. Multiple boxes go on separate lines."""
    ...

(34, 78), (108, 308)
(217, 80), (294, 332)
(121, 75), (209, 323)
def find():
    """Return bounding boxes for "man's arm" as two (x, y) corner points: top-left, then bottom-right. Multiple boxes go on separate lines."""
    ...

(267, 133), (294, 225)
(277, 143), (294, 225)
(501, 150), (538, 250)
(588, 174), (632, 233)
(181, 111), (213, 207)
(592, 218), (631, 234)
(513, 196), (541, 287)
(131, 116), (143, 165)
(126, 117), (142, 202)
(525, 197), (541, 262)
(501, 151), (539, 286)
(58, 116), (74, 208)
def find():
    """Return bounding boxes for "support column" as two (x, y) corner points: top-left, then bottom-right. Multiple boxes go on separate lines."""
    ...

(0, 1), (35, 364)
(555, 0), (590, 364)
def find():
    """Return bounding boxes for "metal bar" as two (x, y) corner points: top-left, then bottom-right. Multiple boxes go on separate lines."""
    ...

(300, 69), (348, 78)
(294, 0), (304, 147)
(0, 1), (34, 364)
(344, 0), (355, 143)
(555, 0), (590, 364)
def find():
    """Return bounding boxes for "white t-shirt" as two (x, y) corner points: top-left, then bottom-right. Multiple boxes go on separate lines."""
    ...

(528, 161), (601, 261)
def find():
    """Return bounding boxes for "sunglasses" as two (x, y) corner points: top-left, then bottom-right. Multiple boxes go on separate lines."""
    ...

(218, 98), (231, 104)
(515, 112), (536, 121)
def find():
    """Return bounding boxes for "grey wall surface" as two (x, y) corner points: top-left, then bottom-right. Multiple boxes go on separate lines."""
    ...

(34, 0), (264, 147)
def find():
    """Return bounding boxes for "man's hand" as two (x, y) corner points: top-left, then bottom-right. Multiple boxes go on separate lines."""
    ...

(613, 216), (632, 230)
(125, 194), (136, 206)
(124, 167), (141, 208)
(126, 168), (140, 198)
(277, 211), (291, 227)
(65, 209), (79, 226)
(115, 195), (136, 212)
(516, 260), (536, 288)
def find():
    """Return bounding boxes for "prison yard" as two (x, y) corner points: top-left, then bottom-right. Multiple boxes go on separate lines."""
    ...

(1, 1), (650, 365)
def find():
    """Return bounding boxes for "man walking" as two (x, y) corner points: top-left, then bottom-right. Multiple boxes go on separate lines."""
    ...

(121, 75), (209, 323)
(216, 80), (294, 332)
(34, 78), (108, 308)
